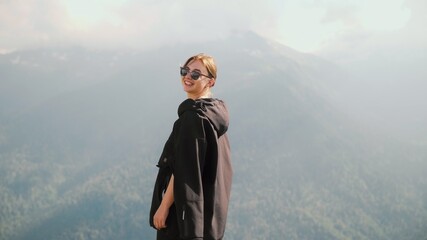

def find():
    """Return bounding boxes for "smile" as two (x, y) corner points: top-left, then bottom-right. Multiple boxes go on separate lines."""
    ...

(184, 80), (194, 86)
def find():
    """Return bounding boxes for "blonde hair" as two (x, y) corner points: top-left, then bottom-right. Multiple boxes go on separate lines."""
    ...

(183, 53), (217, 80)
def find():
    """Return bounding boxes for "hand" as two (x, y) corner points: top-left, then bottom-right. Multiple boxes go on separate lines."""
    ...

(153, 205), (169, 230)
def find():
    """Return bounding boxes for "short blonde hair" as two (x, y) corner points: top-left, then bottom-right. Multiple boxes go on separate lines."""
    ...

(183, 53), (217, 80)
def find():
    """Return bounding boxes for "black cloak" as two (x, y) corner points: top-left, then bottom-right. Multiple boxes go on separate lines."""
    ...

(150, 98), (233, 240)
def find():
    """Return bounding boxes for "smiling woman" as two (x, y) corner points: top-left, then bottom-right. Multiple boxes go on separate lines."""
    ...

(149, 53), (232, 240)
(180, 55), (216, 100)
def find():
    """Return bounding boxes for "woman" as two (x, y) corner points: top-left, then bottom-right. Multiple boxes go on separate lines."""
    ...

(149, 53), (233, 240)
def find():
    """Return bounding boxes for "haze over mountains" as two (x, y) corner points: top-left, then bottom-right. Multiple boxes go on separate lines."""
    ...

(0, 32), (426, 240)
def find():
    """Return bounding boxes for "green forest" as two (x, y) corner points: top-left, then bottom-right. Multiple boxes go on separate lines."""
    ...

(1, 33), (426, 240)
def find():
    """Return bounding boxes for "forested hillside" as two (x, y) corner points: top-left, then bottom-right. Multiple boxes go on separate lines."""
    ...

(1, 32), (426, 240)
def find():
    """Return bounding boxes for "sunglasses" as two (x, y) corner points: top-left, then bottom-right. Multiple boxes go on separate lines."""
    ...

(180, 67), (211, 80)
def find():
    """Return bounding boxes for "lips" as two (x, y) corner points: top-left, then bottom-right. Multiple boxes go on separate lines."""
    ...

(184, 80), (194, 86)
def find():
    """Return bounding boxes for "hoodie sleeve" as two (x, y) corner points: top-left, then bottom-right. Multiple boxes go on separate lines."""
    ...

(173, 111), (207, 239)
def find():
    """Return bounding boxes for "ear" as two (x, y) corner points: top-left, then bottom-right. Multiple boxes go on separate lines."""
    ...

(209, 79), (216, 87)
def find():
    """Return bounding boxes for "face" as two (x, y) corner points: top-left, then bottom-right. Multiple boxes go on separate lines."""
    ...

(181, 59), (214, 99)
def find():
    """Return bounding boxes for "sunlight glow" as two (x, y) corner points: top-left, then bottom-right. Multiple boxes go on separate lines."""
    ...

(276, 0), (411, 52)
(62, 0), (126, 29)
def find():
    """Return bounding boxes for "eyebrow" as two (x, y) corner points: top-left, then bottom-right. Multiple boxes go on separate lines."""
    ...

(186, 67), (201, 73)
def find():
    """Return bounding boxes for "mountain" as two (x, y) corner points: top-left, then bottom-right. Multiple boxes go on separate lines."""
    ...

(0, 32), (426, 240)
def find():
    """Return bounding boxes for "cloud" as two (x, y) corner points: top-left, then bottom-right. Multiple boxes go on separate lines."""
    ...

(316, 0), (427, 64)
(0, 0), (278, 51)
(273, 0), (413, 53)
(97, 0), (278, 49)
(0, 0), (425, 54)
(0, 0), (69, 50)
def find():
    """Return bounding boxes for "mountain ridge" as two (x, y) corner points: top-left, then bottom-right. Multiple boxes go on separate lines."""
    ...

(1, 32), (426, 240)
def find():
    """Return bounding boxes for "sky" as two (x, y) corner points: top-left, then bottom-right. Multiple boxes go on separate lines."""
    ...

(1, 0), (426, 140)
(0, 0), (425, 55)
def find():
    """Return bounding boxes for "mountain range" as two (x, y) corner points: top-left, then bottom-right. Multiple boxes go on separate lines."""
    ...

(0, 32), (426, 240)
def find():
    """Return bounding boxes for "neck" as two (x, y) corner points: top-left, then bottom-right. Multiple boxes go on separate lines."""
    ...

(188, 91), (211, 100)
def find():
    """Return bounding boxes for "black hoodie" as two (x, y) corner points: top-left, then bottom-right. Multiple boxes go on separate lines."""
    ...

(150, 98), (232, 240)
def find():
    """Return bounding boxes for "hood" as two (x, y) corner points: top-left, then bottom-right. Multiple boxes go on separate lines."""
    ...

(178, 98), (229, 137)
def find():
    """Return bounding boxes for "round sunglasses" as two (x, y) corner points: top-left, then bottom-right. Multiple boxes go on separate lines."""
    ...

(180, 67), (211, 80)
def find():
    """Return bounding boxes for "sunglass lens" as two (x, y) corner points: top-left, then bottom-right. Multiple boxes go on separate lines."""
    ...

(190, 72), (200, 80)
(180, 67), (188, 77)
(180, 67), (201, 80)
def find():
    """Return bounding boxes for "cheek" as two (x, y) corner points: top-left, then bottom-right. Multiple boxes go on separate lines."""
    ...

(193, 81), (205, 88)
(200, 79), (210, 87)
